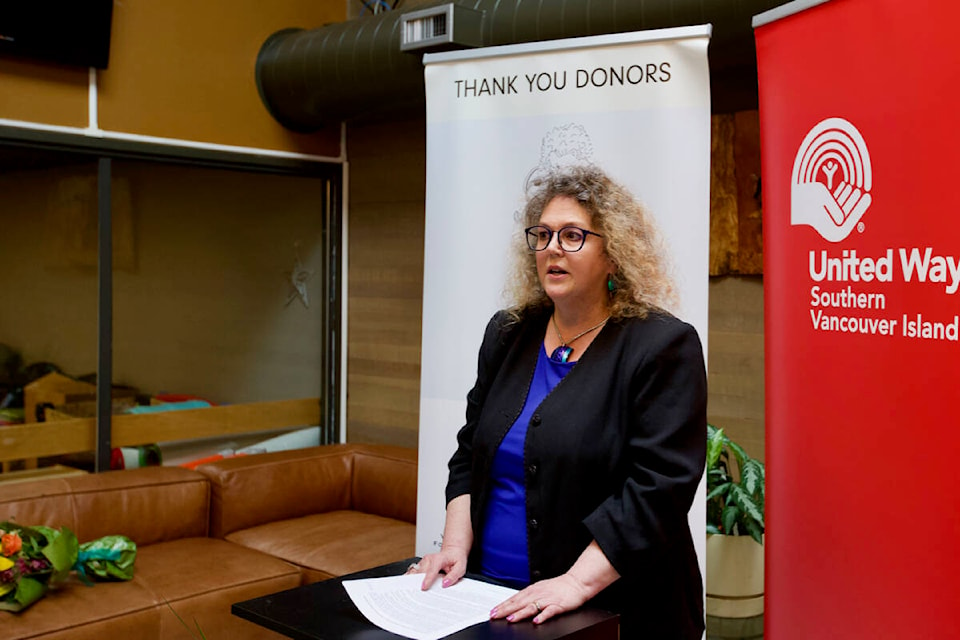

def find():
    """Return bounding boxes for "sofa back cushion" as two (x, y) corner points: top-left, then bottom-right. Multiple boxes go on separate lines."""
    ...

(200, 445), (354, 538)
(351, 445), (417, 524)
(0, 478), (75, 529)
(198, 444), (418, 538)
(0, 466), (209, 545)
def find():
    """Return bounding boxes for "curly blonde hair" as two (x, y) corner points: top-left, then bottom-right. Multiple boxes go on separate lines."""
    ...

(504, 165), (676, 319)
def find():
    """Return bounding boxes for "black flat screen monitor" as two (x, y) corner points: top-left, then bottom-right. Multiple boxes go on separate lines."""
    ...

(0, 1), (114, 69)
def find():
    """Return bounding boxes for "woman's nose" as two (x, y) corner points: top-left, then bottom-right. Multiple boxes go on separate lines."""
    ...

(545, 233), (565, 252)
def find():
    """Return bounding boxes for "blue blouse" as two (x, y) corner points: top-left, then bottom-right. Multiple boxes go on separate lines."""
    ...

(479, 344), (574, 587)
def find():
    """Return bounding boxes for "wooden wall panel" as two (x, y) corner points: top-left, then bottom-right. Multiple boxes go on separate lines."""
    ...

(710, 114), (739, 274)
(709, 110), (763, 275)
(707, 276), (765, 462)
(346, 117), (426, 449)
(97, 0), (343, 155)
(734, 110), (763, 273)
(0, 58), (88, 127)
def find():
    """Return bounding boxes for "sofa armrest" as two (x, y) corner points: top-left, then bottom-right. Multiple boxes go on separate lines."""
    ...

(351, 445), (417, 524)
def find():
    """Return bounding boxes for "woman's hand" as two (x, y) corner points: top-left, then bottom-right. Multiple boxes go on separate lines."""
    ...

(490, 540), (620, 625)
(410, 494), (473, 590)
(489, 573), (591, 625)
(409, 545), (470, 590)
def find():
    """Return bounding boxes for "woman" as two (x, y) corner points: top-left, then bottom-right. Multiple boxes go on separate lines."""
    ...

(414, 165), (707, 638)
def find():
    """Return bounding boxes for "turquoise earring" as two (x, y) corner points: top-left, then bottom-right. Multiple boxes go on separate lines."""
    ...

(607, 274), (615, 292)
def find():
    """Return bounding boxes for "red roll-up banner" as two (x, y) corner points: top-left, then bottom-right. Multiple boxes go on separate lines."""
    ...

(755, 0), (960, 637)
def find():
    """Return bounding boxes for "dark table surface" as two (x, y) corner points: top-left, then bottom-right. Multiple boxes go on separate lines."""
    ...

(232, 558), (619, 640)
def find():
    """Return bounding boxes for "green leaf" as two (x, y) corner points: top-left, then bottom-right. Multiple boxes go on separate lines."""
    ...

(706, 427), (725, 470)
(726, 439), (748, 475)
(743, 518), (764, 545)
(41, 527), (79, 581)
(741, 459), (764, 497)
(706, 482), (731, 502)
(729, 484), (764, 529)
(13, 577), (47, 610)
(706, 524), (721, 535)
(707, 467), (729, 483)
(164, 599), (208, 640)
(722, 505), (740, 534)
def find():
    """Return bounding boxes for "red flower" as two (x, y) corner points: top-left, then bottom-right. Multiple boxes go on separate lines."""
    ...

(1, 532), (21, 557)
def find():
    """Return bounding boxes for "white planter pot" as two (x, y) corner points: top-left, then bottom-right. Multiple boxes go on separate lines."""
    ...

(706, 533), (764, 618)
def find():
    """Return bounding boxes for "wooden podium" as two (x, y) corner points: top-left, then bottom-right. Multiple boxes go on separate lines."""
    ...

(233, 559), (619, 640)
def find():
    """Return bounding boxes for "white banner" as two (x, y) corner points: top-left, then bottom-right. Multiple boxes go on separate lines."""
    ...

(417, 25), (712, 590)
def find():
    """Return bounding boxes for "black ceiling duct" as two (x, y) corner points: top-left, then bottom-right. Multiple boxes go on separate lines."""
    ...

(256, 0), (792, 131)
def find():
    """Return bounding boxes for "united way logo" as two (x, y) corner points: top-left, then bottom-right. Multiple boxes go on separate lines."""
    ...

(791, 117), (872, 242)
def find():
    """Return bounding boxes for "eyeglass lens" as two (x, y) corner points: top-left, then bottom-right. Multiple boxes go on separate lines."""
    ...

(525, 226), (588, 251)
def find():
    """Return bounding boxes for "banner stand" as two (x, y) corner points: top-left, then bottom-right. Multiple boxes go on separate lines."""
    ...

(416, 25), (713, 609)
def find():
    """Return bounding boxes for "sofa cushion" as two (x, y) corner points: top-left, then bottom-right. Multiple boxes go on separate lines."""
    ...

(225, 510), (415, 582)
(0, 478), (76, 530)
(200, 446), (354, 538)
(136, 537), (299, 639)
(199, 444), (419, 538)
(0, 467), (209, 545)
(0, 575), (160, 640)
(9, 610), (160, 640)
(0, 537), (298, 640)
(67, 467), (209, 544)
(135, 537), (300, 601)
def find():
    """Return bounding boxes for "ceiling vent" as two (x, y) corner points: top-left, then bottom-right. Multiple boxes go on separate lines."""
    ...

(400, 4), (483, 52)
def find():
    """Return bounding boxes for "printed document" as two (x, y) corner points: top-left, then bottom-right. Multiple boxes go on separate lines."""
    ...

(342, 573), (518, 640)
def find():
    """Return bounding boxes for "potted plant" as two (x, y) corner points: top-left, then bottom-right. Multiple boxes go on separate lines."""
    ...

(705, 424), (765, 622)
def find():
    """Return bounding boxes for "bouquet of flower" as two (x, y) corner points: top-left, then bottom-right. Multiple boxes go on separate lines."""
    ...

(0, 521), (136, 612)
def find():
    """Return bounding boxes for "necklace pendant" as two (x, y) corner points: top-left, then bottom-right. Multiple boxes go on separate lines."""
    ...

(550, 345), (573, 363)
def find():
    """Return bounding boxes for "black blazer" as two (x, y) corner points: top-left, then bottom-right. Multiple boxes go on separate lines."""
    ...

(446, 307), (707, 639)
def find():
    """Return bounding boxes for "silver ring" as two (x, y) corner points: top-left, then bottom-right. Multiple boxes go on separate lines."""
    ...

(533, 601), (542, 613)
(408, 562), (420, 572)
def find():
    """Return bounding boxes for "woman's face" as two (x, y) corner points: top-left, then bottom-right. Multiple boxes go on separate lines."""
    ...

(535, 195), (614, 311)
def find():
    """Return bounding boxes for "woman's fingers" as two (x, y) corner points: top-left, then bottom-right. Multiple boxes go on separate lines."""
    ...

(414, 550), (468, 590)
(491, 593), (541, 622)
(440, 559), (466, 587)
(490, 575), (588, 624)
(495, 597), (560, 624)
(532, 601), (562, 624)
(418, 556), (445, 590)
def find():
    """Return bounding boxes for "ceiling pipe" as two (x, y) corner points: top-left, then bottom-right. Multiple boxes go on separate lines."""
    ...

(256, 0), (791, 131)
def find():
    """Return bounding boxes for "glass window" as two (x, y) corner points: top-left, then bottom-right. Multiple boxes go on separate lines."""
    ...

(0, 147), (101, 474)
(0, 146), (340, 478)
(111, 160), (334, 468)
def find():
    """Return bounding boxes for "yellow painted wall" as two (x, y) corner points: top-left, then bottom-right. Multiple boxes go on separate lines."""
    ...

(0, 59), (89, 128)
(0, 0), (345, 155)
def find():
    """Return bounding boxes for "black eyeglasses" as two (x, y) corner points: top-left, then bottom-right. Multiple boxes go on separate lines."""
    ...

(524, 225), (603, 252)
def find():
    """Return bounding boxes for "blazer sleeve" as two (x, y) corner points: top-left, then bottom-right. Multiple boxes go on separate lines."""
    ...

(445, 310), (514, 504)
(583, 319), (707, 577)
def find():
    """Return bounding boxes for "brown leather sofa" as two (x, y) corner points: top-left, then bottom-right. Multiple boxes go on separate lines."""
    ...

(0, 443), (417, 640)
